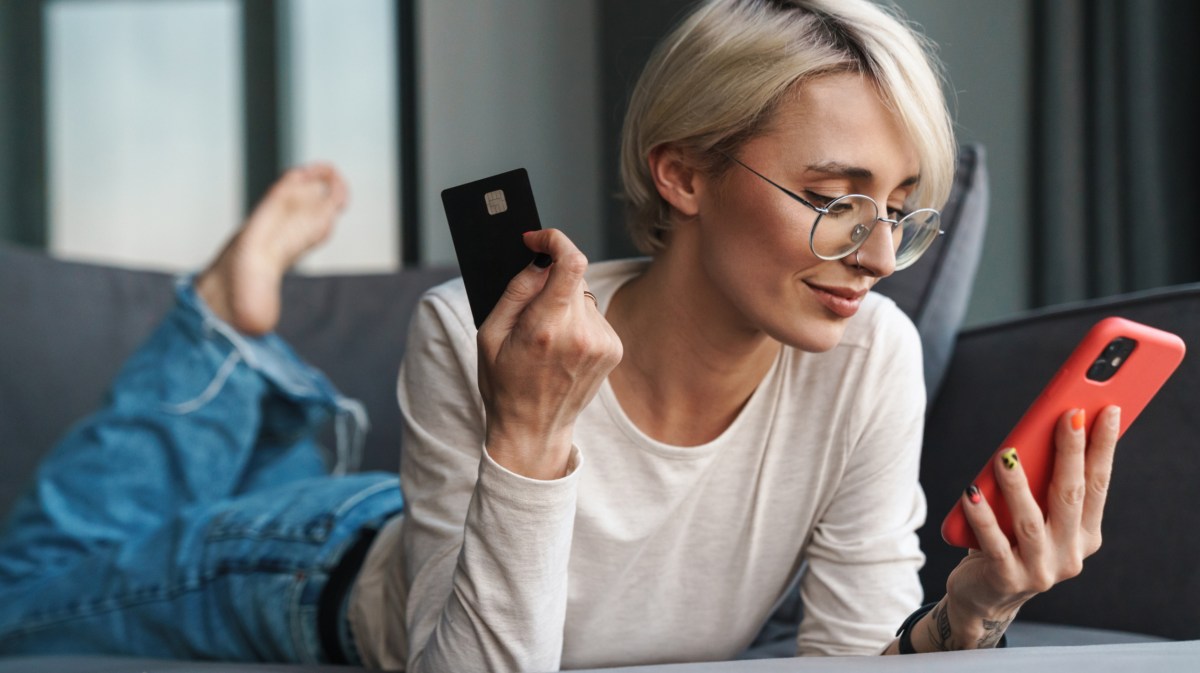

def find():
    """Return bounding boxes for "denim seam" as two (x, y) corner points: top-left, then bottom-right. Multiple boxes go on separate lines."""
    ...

(175, 275), (263, 372)
(204, 528), (331, 544)
(288, 571), (320, 665)
(331, 399), (369, 476)
(159, 350), (243, 415)
(204, 510), (334, 543)
(330, 479), (398, 519)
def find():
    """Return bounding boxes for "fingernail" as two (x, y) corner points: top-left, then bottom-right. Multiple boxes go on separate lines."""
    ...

(1109, 406), (1121, 429)
(1000, 447), (1019, 470)
(966, 484), (982, 504)
(532, 253), (552, 268)
(1071, 409), (1086, 432)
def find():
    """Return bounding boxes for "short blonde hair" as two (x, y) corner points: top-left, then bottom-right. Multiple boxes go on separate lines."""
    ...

(619, 0), (956, 254)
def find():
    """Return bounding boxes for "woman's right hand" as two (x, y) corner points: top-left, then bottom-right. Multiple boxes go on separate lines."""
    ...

(476, 228), (623, 480)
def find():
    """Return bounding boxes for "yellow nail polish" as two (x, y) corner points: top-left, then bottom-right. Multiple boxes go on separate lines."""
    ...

(1000, 447), (1019, 470)
(1071, 409), (1085, 431)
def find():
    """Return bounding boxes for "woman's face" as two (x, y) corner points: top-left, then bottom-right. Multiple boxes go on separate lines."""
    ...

(689, 72), (922, 353)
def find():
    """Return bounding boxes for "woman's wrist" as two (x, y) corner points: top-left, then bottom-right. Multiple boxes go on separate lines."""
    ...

(957, 581), (1031, 639)
(484, 426), (575, 480)
(895, 596), (1016, 653)
(934, 594), (1018, 651)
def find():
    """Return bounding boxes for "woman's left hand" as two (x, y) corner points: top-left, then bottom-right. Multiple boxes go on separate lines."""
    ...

(937, 405), (1121, 649)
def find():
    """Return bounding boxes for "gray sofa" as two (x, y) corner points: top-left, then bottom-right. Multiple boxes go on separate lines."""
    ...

(3, 144), (1199, 671)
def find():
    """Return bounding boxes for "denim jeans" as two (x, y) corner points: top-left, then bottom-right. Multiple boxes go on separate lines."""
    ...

(0, 280), (403, 664)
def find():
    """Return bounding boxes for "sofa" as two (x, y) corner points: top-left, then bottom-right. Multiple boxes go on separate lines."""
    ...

(3, 143), (1199, 671)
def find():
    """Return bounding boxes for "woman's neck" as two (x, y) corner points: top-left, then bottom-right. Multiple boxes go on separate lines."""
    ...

(605, 245), (781, 447)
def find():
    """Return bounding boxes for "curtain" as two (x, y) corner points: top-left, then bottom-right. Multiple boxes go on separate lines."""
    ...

(1031, 0), (1200, 306)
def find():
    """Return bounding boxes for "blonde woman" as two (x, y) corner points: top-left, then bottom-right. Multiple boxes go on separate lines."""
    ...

(354, 0), (1118, 670)
(0, 0), (1116, 670)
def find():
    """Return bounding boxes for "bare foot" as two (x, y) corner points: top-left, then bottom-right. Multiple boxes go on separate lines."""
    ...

(196, 163), (348, 335)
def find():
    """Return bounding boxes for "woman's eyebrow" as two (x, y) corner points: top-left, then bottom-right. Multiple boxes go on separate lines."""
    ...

(804, 161), (921, 187)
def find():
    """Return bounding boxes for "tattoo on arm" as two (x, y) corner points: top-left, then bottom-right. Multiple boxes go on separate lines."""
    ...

(927, 602), (1014, 652)
(977, 614), (1015, 648)
(929, 602), (953, 651)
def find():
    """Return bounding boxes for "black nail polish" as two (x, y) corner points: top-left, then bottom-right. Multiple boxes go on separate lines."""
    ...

(533, 253), (552, 268)
(966, 484), (982, 504)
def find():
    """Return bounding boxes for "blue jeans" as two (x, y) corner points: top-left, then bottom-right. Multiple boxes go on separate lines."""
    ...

(0, 280), (403, 664)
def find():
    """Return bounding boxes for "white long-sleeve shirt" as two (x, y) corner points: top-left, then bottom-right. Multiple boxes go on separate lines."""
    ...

(349, 259), (928, 672)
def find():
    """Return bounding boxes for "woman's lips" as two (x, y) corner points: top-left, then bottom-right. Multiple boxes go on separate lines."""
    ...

(805, 282), (867, 318)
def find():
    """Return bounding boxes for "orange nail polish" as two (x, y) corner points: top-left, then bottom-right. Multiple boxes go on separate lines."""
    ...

(1071, 409), (1085, 431)
(966, 484), (982, 504)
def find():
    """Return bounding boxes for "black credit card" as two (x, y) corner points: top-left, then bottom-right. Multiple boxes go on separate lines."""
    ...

(441, 168), (543, 328)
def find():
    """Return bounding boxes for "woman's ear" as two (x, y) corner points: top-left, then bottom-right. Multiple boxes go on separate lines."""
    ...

(647, 144), (702, 219)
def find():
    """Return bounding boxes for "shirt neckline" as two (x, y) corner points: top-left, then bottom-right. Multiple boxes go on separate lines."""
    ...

(585, 259), (787, 461)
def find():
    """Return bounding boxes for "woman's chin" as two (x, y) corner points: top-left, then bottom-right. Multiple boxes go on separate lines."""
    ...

(769, 317), (848, 353)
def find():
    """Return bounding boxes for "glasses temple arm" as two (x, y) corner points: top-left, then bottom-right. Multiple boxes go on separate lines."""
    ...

(721, 152), (825, 214)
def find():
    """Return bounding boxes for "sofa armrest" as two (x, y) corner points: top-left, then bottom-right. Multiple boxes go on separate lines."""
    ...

(919, 283), (1200, 639)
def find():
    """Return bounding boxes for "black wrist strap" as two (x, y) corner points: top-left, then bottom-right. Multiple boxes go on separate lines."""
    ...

(896, 602), (938, 654)
(895, 601), (1010, 654)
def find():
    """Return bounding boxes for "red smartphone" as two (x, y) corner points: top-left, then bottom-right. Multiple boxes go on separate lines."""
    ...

(941, 317), (1185, 549)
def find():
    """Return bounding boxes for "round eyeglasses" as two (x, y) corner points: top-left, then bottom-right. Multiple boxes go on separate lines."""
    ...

(723, 154), (943, 271)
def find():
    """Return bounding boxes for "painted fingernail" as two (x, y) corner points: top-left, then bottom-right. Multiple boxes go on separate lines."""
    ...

(532, 253), (552, 268)
(1071, 409), (1085, 432)
(966, 484), (982, 504)
(1000, 447), (1019, 470)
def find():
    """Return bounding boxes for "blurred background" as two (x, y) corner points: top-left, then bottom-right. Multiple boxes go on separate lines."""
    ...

(0, 0), (1196, 326)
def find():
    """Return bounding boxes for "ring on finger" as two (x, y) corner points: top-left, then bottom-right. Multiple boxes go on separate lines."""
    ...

(583, 290), (598, 309)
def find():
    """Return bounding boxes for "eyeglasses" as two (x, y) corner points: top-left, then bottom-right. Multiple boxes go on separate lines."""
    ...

(722, 154), (943, 271)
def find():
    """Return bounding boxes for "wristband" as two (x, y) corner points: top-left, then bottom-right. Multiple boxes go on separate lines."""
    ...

(895, 602), (938, 654)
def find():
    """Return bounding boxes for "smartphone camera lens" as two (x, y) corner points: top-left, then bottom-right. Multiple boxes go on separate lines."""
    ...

(1087, 337), (1138, 382)
(1087, 358), (1112, 381)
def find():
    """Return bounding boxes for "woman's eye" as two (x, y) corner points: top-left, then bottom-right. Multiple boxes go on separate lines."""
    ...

(888, 207), (908, 220)
(805, 191), (836, 208)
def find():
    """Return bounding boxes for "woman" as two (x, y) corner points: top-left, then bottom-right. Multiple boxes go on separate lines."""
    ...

(349, 0), (1117, 670)
(0, 0), (1116, 670)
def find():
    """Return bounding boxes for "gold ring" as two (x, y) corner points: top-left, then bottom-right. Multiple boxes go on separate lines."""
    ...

(583, 290), (598, 309)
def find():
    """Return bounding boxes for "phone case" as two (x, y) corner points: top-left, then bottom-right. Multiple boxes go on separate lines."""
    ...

(441, 168), (543, 328)
(941, 317), (1186, 549)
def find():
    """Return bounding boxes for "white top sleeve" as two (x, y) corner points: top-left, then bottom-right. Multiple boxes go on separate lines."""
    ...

(392, 289), (583, 673)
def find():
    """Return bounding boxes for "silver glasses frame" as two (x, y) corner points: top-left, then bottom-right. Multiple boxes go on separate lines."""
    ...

(722, 153), (944, 270)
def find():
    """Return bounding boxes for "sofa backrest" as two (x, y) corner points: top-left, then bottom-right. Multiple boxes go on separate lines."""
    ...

(0, 244), (455, 517)
(0, 146), (988, 521)
(874, 144), (989, 402)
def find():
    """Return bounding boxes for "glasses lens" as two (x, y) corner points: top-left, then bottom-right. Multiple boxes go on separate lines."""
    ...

(893, 209), (941, 270)
(810, 195), (878, 260)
